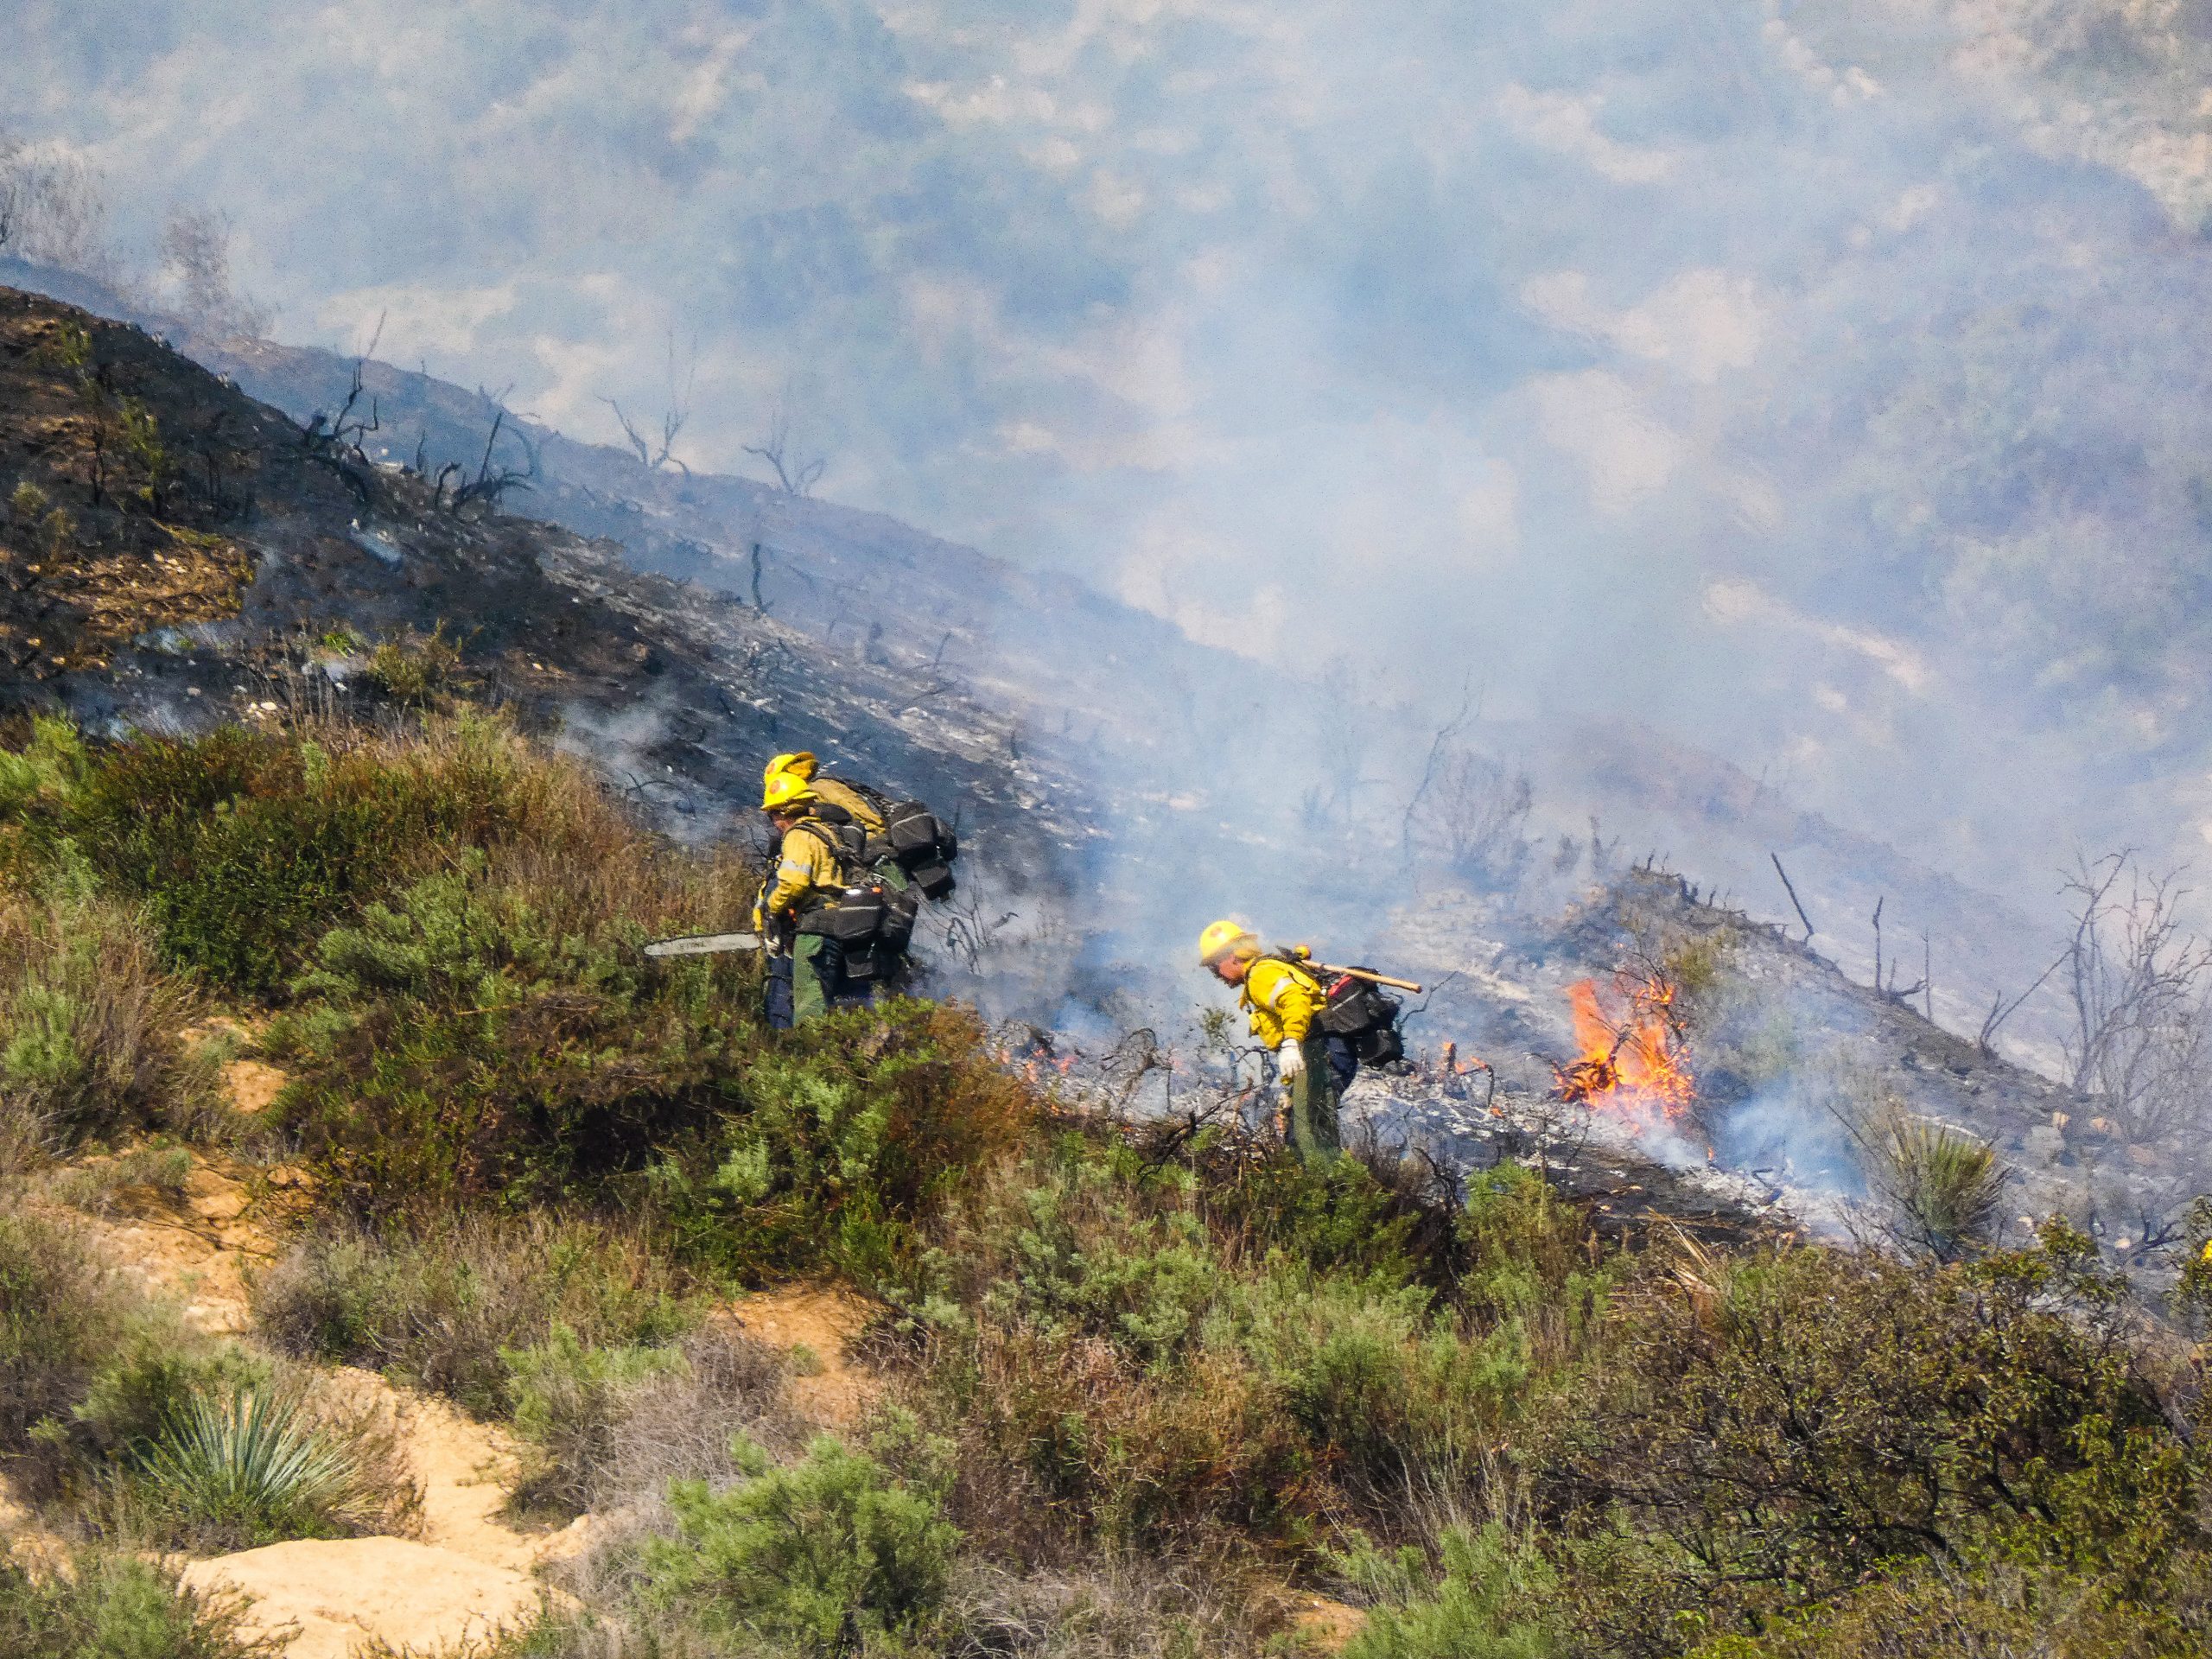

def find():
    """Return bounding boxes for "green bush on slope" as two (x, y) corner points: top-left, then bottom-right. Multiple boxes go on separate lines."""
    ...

(0, 1550), (278, 1659)
(3, 714), (2208, 1658)
(251, 1211), (701, 1416)
(640, 1429), (962, 1659)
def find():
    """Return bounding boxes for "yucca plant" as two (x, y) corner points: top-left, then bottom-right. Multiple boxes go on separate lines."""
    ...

(137, 1386), (368, 1548)
(1879, 1115), (2005, 1262)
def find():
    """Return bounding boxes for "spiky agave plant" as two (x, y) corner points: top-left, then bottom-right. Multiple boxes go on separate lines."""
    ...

(1881, 1116), (2005, 1262)
(139, 1385), (366, 1547)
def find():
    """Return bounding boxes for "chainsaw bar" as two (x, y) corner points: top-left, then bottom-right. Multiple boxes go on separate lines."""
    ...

(643, 931), (764, 957)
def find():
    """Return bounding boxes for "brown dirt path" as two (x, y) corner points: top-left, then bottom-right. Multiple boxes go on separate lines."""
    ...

(727, 1283), (881, 1427)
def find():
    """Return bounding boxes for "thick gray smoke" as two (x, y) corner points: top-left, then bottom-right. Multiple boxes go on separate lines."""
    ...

(11, 0), (2212, 1011)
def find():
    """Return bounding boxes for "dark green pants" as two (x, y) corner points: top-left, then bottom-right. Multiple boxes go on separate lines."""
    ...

(1285, 1031), (1341, 1160)
(767, 935), (866, 1028)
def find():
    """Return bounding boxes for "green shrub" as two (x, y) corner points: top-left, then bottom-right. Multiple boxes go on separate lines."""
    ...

(656, 1001), (1033, 1287)
(0, 1548), (277, 1659)
(363, 624), (466, 707)
(0, 885), (213, 1155)
(1196, 1145), (1422, 1285)
(0, 1207), (130, 1450)
(1335, 1524), (1559, 1659)
(251, 1211), (701, 1416)
(0, 716), (86, 823)
(1685, 1529), (2212, 1658)
(921, 1312), (1313, 1553)
(505, 1323), (686, 1516)
(1231, 1269), (1527, 1503)
(1532, 1231), (2195, 1655)
(640, 1431), (961, 1658)
(67, 1332), (266, 1466)
(1875, 1114), (2005, 1260)
(270, 856), (753, 1209)
(58, 720), (537, 997)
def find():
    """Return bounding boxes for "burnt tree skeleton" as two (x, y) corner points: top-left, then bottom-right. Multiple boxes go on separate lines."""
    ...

(743, 397), (825, 496)
(2059, 850), (2212, 1141)
(599, 327), (697, 475)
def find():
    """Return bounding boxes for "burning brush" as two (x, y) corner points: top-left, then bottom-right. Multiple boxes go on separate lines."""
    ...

(1550, 970), (1696, 1132)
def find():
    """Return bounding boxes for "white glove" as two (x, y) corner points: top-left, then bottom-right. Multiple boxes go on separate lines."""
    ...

(1276, 1041), (1306, 1080)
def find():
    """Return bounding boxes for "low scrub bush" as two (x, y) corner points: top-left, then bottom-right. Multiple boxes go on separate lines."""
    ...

(0, 1548), (278, 1659)
(923, 1311), (1316, 1554)
(270, 856), (759, 1209)
(1682, 1546), (2209, 1659)
(0, 1206), (132, 1451)
(0, 713), (664, 1004)
(653, 1001), (1034, 1287)
(1531, 1228), (2196, 1655)
(251, 1211), (702, 1417)
(1332, 1523), (1559, 1659)
(639, 1428), (961, 1658)
(505, 1324), (689, 1516)
(944, 1556), (1268, 1659)
(551, 1324), (798, 1520)
(0, 883), (214, 1156)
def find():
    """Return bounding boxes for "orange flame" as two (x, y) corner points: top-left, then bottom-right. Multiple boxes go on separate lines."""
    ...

(1552, 973), (1694, 1130)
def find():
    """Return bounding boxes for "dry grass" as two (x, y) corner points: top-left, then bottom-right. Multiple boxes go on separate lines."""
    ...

(250, 1209), (703, 1418)
(0, 889), (217, 1159)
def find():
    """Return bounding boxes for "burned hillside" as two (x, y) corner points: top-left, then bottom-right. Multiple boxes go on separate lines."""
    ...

(0, 286), (1090, 908)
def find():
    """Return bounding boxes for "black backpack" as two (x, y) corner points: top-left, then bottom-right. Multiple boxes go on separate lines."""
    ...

(1313, 968), (1406, 1067)
(783, 817), (922, 981)
(827, 776), (960, 900)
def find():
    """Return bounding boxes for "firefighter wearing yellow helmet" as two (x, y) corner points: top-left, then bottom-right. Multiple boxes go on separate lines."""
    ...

(765, 752), (889, 836)
(1200, 919), (1352, 1160)
(756, 772), (861, 1027)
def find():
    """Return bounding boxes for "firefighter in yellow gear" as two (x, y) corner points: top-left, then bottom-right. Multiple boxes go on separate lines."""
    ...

(764, 751), (887, 836)
(762, 750), (924, 909)
(1199, 919), (1348, 1160)
(756, 771), (859, 1027)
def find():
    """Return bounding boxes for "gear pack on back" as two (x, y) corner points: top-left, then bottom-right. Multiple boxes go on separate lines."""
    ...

(1280, 947), (1407, 1067)
(767, 752), (960, 901)
(783, 814), (919, 976)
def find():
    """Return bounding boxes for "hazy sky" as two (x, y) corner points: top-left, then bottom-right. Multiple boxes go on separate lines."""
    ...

(10, 0), (2212, 904)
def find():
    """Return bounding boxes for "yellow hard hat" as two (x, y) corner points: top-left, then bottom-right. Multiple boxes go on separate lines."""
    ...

(762, 771), (818, 811)
(764, 751), (820, 790)
(1198, 918), (1259, 966)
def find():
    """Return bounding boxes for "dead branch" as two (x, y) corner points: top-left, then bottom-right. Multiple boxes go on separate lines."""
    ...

(743, 400), (825, 496)
(440, 404), (535, 517)
(2059, 849), (2212, 1139)
(1977, 948), (2068, 1058)
(1770, 851), (1815, 943)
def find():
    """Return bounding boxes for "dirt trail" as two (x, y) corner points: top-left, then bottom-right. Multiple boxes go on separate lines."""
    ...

(63, 1152), (298, 1335)
(1290, 1594), (1370, 1652)
(180, 1537), (542, 1659)
(35, 1039), (887, 1651)
(728, 1283), (881, 1427)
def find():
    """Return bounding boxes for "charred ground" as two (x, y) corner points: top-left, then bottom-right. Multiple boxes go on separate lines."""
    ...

(0, 285), (1087, 889)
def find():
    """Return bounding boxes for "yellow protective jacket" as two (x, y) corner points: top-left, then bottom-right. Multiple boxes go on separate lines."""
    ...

(812, 777), (887, 836)
(757, 818), (848, 923)
(1241, 956), (1328, 1048)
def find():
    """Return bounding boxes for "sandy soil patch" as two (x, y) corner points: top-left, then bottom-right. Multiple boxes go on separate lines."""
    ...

(728, 1283), (880, 1427)
(180, 1536), (541, 1659)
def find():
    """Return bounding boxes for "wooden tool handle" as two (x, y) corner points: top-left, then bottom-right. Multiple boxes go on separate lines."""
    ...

(1315, 963), (1424, 994)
